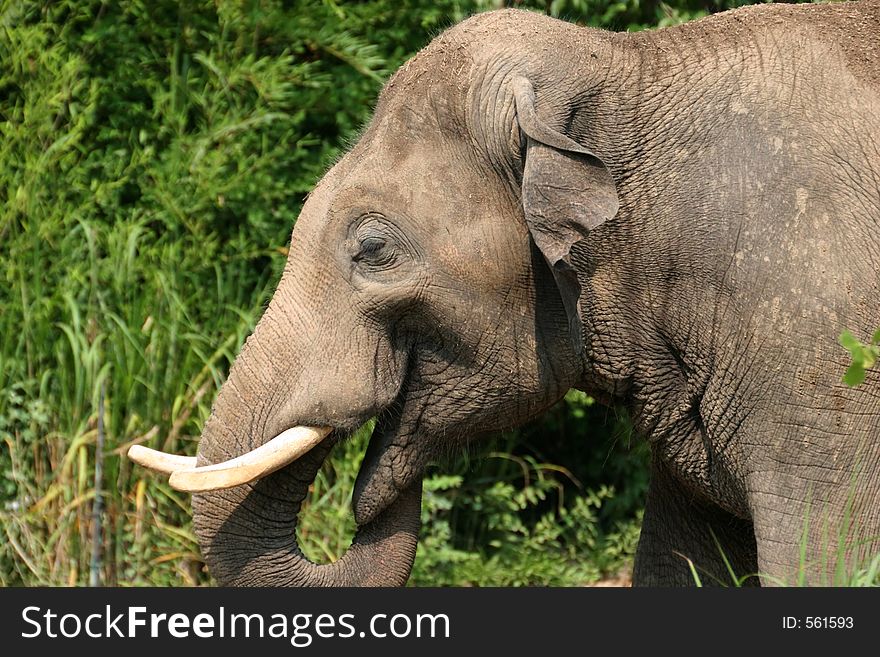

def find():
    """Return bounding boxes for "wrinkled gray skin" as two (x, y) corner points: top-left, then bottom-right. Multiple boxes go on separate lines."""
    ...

(192, 1), (880, 586)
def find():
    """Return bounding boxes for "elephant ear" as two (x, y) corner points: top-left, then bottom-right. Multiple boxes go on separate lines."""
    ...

(512, 77), (619, 353)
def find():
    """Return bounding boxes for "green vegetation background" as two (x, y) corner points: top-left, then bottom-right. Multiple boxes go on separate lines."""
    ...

(0, 0), (808, 586)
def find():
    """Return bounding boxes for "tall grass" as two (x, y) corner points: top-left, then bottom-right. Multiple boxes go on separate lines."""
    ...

(0, 219), (268, 585)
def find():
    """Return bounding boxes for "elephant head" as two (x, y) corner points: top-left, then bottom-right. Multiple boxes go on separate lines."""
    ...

(130, 10), (621, 586)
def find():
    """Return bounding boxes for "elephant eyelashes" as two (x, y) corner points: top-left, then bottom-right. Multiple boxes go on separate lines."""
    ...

(354, 235), (396, 268)
(356, 236), (387, 259)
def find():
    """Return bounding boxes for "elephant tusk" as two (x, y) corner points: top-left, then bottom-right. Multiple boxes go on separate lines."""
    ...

(128, 445), (197, 474)
(167, 425), (333, 493)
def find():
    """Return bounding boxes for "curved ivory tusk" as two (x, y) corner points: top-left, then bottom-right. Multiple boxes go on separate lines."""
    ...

(128, 445), (197, 474)
(168, 425), (332, 493)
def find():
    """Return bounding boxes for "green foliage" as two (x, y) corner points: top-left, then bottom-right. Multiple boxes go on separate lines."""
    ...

(839, 330), (880, 387)
(848, 553), (880, 587)
(409, 397), (648, 585)
(412, 467), (642, 586)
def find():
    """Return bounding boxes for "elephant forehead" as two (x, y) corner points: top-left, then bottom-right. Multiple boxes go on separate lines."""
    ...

(334, 136), (503, 217)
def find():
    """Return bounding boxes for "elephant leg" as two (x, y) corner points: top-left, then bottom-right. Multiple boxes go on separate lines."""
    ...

(633, 458), (758, 586)
(749, 474), (880, 586)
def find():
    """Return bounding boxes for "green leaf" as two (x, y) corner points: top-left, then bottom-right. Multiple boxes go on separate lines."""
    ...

(850, 348), (866, 367)
(843, 363), (866, 387)
(839, 330), (861, 352)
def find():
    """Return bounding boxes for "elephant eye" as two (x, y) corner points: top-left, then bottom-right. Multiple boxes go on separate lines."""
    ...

(353, 235), (395, 266)
(357, 236), (386, 258)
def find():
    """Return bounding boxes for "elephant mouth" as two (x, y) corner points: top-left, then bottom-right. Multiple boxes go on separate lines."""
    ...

(352, 412), (418, 526)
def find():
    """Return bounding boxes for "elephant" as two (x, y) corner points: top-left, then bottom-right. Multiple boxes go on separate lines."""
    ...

(131, 1), (880, 586)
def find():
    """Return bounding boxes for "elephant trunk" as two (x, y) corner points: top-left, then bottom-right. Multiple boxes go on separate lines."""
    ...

(191, 424), (421, 586)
